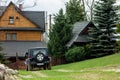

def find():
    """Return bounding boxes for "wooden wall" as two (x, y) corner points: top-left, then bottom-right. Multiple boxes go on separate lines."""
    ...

(0, 31), (43, 41)
(0, 3), (36, 28)
(0, 3), (44, 41)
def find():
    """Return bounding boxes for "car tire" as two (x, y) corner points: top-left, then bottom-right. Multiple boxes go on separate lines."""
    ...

(43, 64), (47, 70)
(47, 63), (51, 70)
(26, 66), (28, 71)
(35, 52), (45, 62)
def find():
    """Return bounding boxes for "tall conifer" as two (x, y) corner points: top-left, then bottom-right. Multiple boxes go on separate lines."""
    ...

(89, 0), (118, 57)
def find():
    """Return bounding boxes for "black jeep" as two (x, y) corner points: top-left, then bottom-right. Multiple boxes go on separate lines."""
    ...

(25, 47), (51, 71)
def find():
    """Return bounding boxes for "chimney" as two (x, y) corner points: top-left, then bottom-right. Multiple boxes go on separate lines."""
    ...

(19, 4), (22, 10)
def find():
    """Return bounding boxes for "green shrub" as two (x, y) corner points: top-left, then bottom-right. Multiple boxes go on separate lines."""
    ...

(65, 46), (85, 62)
(0, 53), (5, 63)
(0, 45), (5, 63)
(84, 44), (92, 58)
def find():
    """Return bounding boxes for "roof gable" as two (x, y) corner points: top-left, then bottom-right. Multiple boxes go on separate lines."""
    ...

(73, 21), (93, 35)
(0, 2), (45, 31)
(67, 21), (95, 48)
(0, 2), (20, 17)
(22, 11), (45, 31)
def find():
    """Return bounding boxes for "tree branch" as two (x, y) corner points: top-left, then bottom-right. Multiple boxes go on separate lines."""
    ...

(85, 0), (95, 21)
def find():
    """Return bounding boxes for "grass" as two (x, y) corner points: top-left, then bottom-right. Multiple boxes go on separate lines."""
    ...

(18, 53), (120, 80)
(53, 53), (120, 70)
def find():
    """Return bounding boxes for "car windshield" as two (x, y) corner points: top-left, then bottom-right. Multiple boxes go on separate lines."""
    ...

(29, 48), (48, 56)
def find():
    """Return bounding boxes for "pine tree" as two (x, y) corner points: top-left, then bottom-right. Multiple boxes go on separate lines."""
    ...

(116, 5), (120, 32)
(66, 0), (86, 24)
(48, 9), (72, 59)
(89, 0), (118, 57)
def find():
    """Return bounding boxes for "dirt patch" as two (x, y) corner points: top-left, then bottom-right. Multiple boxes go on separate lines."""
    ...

(73, 73), (100, 80)
(19, 75), (33, 78)
(102, 69), (120, 72)
(80, 65), (120, 73)
(57, 69), (75, 72)
(101, 65), (120, 72)
(57, 65), (120, 73)
(6, 60), (26, 70)
(32, 71), (48, 77)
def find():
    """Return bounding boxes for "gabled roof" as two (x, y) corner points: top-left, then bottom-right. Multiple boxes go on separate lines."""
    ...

(0, 6), (6, 16)
(67, 21), (94, 48)
(22, 11), (45, 30)
(73, 21), (90, 34)
(0, 2), (45, 32)
(75, 35), (90, 42)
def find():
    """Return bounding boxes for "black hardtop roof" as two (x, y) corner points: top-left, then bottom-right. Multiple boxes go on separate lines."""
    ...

(28, 47), (48, 51)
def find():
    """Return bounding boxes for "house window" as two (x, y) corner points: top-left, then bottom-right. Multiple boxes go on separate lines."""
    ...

(9, 16), (14, 24)
(16, 16), (20, 20)
(6, 33), (17, 40)
(6, 33), (11, 40)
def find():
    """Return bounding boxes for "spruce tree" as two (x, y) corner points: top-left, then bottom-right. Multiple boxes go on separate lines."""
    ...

(66, 0), (86, 24)
(116, 5), (120, 33)
(89, 0), (118, 57)
(48, 9), (72, 59)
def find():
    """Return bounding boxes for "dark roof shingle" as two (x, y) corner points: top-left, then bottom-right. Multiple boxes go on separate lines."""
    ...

(75, 35), (90, 42)
(73, 21), (90, 34)
(22, 11), (45, 31)
(67, 21), (93, 47)
(0, 6), (6, 16)
(0, 41), (47, 57)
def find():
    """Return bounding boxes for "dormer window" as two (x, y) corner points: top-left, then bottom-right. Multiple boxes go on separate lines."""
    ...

(9, 16), (14, 24)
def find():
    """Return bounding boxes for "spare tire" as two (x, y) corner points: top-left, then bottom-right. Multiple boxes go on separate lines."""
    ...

(35, 52), (45, 62)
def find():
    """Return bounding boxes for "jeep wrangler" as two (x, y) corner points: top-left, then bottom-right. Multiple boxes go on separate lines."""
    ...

(25, 47), (51, 71)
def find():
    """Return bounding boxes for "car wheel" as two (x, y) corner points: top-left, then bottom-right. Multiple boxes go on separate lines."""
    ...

(47, 63), (51, 70)
(35, 52), (45, 62)
(26, 65), (28, 71)
(43, 64), (47, 70)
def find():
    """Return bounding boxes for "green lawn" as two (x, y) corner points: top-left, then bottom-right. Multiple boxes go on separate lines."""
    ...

(18, 53), (120, 80)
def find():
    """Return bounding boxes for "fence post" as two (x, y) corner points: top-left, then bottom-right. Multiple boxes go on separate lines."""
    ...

(16, 52), (19, 69)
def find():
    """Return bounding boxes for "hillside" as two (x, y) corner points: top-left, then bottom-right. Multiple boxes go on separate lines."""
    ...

(19, 53), (120, 80)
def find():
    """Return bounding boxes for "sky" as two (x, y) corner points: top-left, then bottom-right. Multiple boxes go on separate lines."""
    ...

(28, 0), (120, 15)
(23, 0), (70, 14)
(0, 0), (69, 14)
(1, 0), (120, 15)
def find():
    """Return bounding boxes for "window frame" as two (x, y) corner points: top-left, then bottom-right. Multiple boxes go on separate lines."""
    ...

(9, 16), (14, 24)
(6, 33), (17, 41)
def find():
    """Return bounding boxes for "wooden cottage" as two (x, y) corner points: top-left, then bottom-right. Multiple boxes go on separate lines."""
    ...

(67, 21), (95, 48)
(0, 2), (46, 58)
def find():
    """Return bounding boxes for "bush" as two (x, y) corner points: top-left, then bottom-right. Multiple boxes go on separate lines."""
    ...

(0, 53), (5, 63)
(84, 44), (92, 58)
(65, 46), (85, 62)
(0, 46), (5, 63)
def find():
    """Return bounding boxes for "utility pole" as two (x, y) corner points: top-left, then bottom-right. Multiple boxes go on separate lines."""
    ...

(45, 11), (48, 32)
(49, 14), (52, 30)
